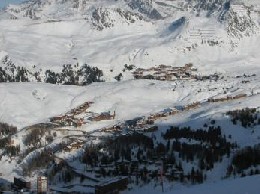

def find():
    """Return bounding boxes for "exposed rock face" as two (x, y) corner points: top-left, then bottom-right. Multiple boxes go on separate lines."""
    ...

(2, 0), (259, 34)
(126, 0), (162, 19)
(226, 5), (258, 38)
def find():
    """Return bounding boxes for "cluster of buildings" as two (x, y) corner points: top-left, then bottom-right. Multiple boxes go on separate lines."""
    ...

(63, 140), (85, 152)
(68, 102), (93, 115)
(50, 114), (85, 128)
(50, 102), (94, 127)
(133, 64), (223, 82)
(182, 102), (201, 111)
(129, 103), (200, 130)
(90, 111), (116, 122)
(1, 176), (48, 194)
(101, 102), (202, 134)
(147, 108), (180, 121)
(133, 63), (197, 81)
(49, 101), (117, 128)
(208, 93), (247, 103)
(1, 173), (128, 194)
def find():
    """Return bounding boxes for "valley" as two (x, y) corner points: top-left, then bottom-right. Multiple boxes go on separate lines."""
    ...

(0, 0), (259, 193)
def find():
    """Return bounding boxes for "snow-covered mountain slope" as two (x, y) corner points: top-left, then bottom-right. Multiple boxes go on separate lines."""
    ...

(0, 80), (259, 191)
(0, 1), (259, 193)
(0, 0), (259, 81)
(1, 71), (259, 129)
(125, 174), (260, 194)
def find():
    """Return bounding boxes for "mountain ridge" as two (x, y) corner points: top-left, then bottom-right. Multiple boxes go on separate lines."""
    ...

(0, 0), (259, 82)
(0, 1), (259, 193)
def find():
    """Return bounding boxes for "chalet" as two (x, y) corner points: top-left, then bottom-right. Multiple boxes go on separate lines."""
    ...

(74, 118), (85, 127)
(6, 137), (20, 148)
(148, 112), (167, 120)
(184, 102), (200, 110)
(69, 102), (93, 115)
(66, 118), (74, 126)
(70, 143), (83, 150)
(92, 111), (116, 121)
(8, 137), (15, 146)
(233, 93), (247, 99)
(50, 116), (64, 123)
(166, 74), (174, 81)
(157, 76), (166, 81)
(63, 146), (71, 152)
(66, 114), (74, 119)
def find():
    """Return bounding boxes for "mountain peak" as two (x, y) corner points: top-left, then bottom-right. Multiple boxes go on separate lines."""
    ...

(2, 0), (162, 20)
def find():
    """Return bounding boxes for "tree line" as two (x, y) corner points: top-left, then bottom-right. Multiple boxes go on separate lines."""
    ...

(227, 108), (259, 128)
(227, 144), (260, 177)
(0, 56), (103, 85)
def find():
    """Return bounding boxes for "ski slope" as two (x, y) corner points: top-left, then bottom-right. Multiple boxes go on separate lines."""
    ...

(0, 0), (259, 193)
(0, 74), (259, 129)
(0, 0), (259, 80)
(125, 175), (260, 194)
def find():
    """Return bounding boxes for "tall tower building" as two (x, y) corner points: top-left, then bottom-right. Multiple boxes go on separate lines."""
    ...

(37, 176), (48, 194)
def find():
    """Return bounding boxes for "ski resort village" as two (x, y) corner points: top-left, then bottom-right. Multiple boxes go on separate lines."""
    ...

(0, 0), (260, 193)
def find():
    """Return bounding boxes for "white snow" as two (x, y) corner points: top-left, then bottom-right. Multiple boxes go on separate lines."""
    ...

(0, 76), (259, 130)
(125, 175), (260, 194)
(0, 0), (259, 193)
(0, 0), (259, 79)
